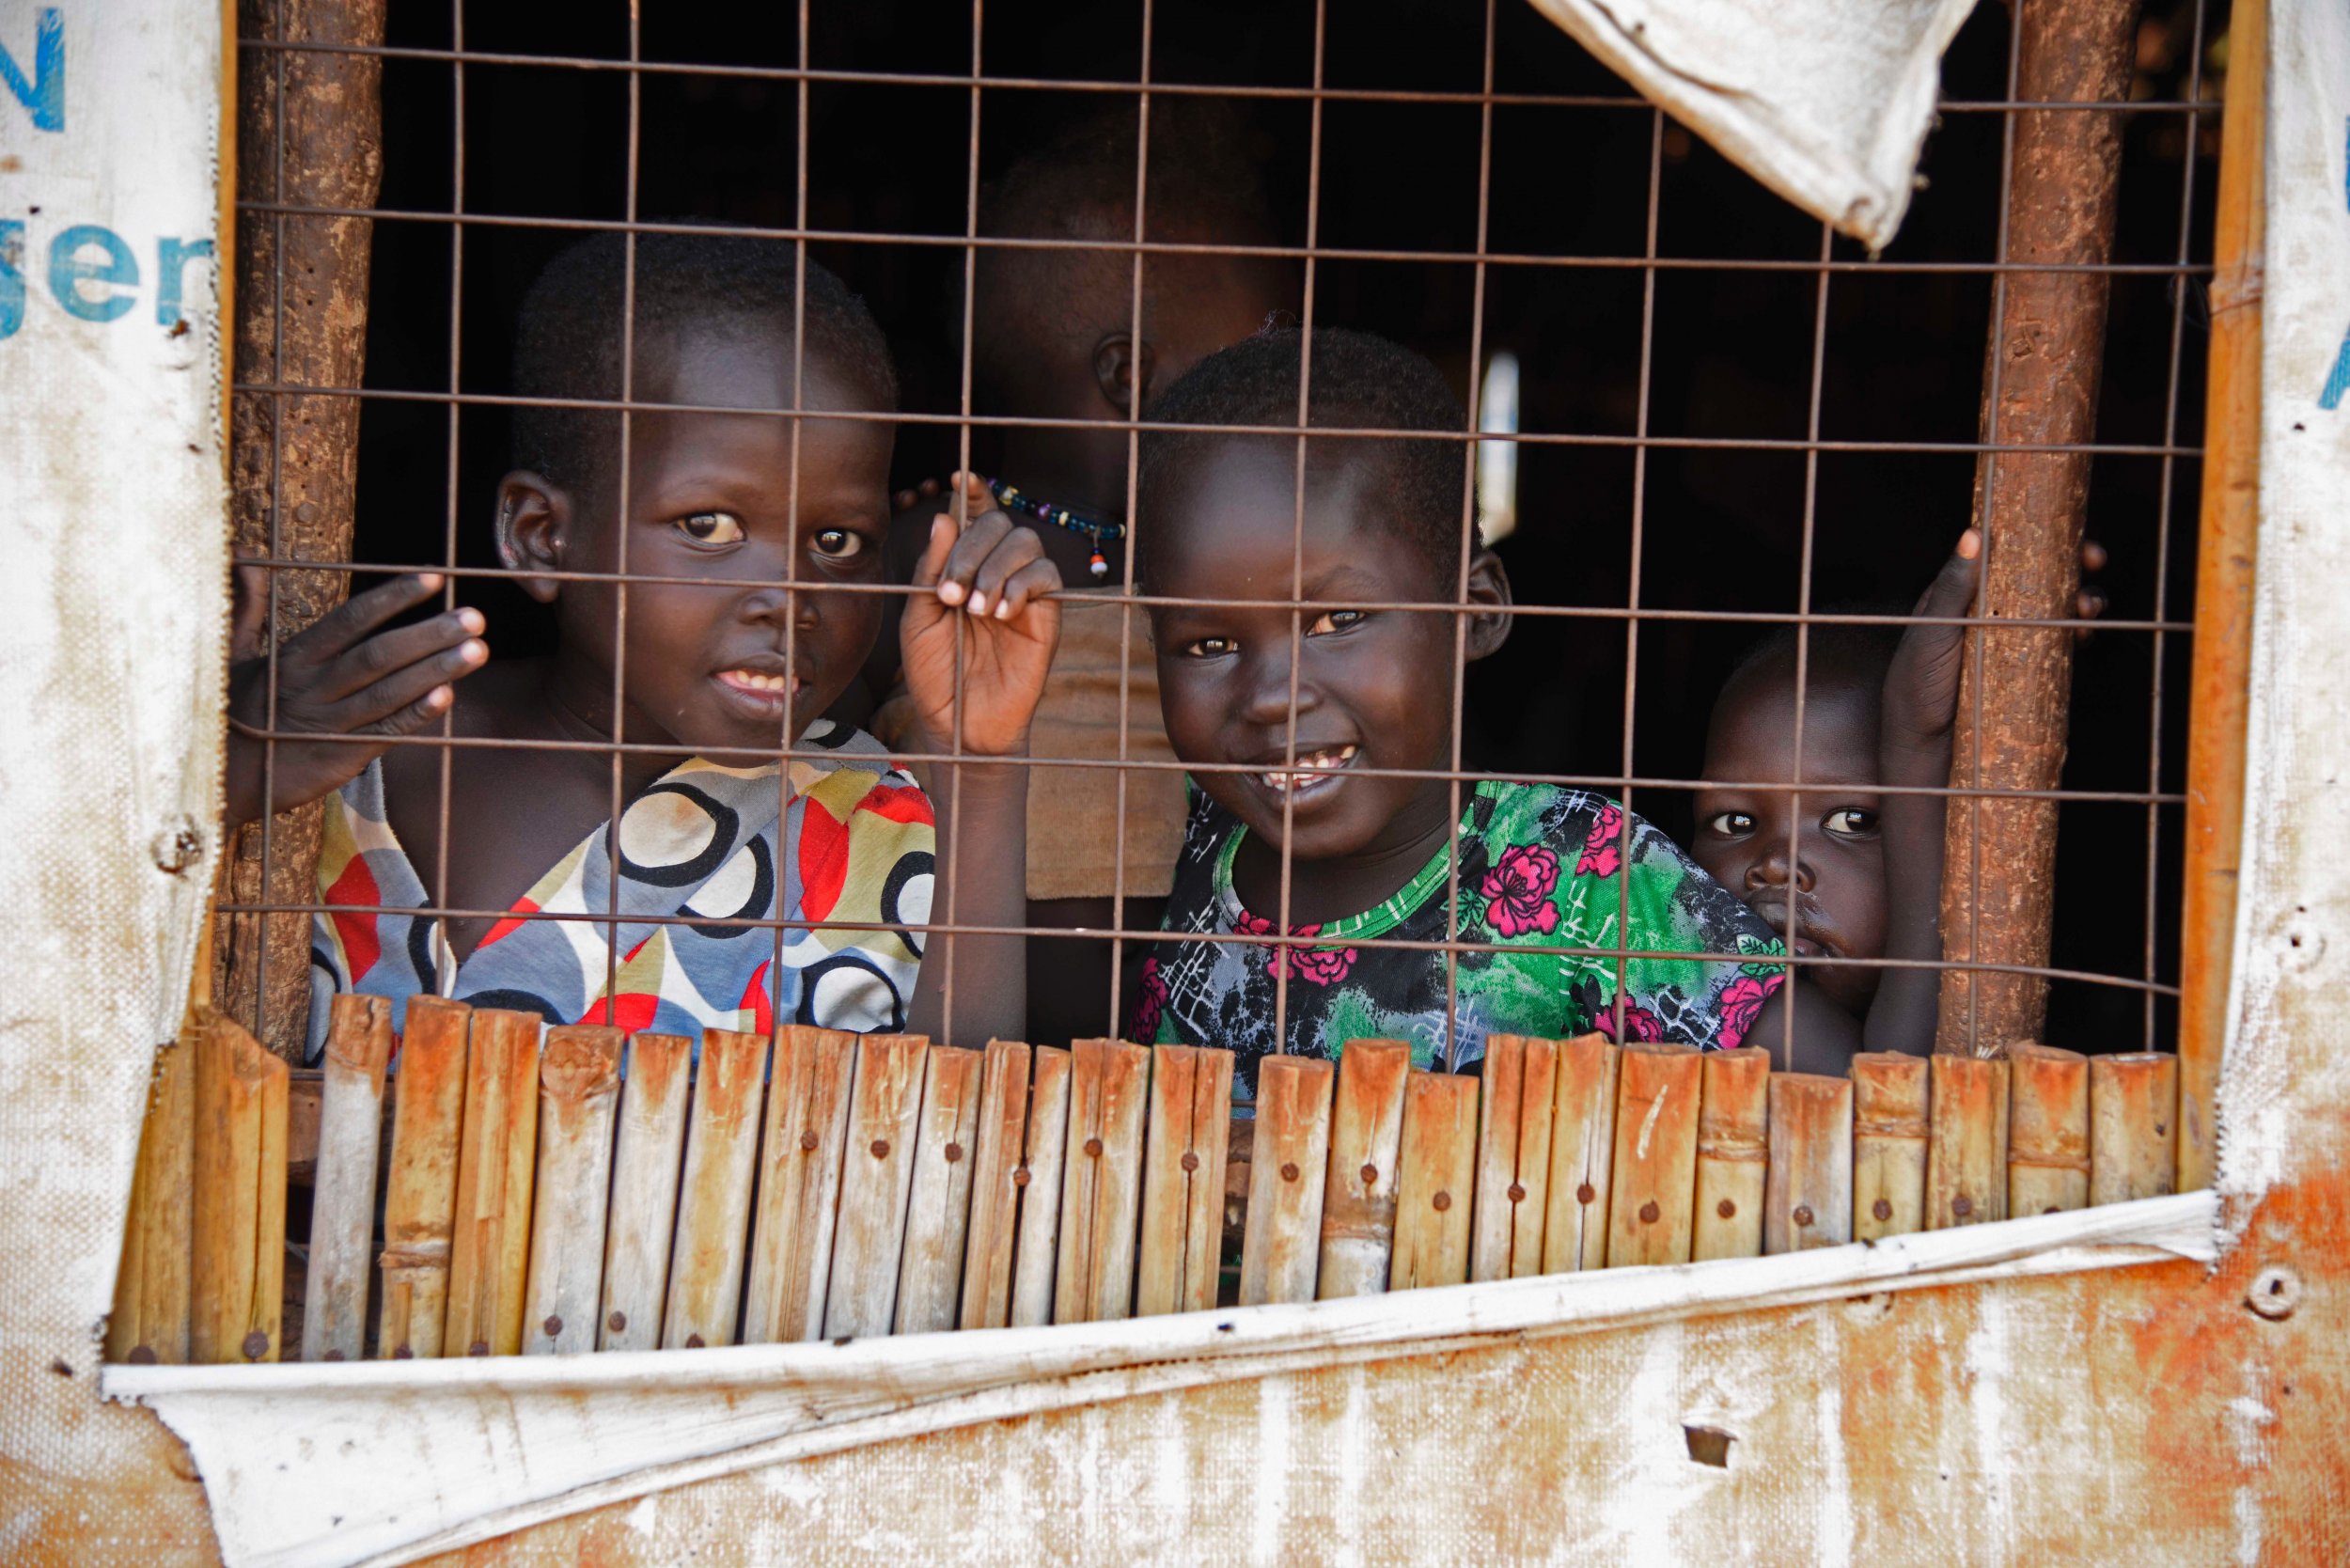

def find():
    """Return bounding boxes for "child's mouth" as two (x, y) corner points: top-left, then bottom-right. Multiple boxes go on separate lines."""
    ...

(1254, 744), (1359, 798)
(713, 666), (806, 713)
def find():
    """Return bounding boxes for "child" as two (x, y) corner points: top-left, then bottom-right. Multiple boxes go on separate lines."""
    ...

(1127, 327), (1858, 1085)
(218, 233), (1061, 1059)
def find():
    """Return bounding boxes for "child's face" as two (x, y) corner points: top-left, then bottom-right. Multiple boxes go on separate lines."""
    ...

(542, 327), (894, 756)
(1149, 443), (1476, 868)
(1690, 672), (1887, 1012)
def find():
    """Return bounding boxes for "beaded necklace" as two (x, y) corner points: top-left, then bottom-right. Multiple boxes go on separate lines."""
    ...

(985, 477), (1127, 580)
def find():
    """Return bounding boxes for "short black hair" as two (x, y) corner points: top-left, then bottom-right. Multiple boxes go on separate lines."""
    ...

(1136, 326), (1473, 586)
(511, 229), (897, 494)
(1715, 617), (1902, 721)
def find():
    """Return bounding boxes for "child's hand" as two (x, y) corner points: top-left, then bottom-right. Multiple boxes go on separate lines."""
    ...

(898, 474), (1063, 759)
(223, 568), (488, 826)
(1879, 529), (1982, 773)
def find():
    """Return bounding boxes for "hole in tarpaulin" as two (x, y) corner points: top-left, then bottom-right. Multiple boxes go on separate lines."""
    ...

(1684, 1424), (1735, 1467)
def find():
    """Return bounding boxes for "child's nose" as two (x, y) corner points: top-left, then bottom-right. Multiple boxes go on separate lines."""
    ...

(1747, 843), (1816, 893)
(733, 585), (815, 632)
(1238, 649), (1318, 727)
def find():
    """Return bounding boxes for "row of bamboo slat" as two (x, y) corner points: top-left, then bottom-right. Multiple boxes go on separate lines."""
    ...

(109, 1001), (2185, 1362)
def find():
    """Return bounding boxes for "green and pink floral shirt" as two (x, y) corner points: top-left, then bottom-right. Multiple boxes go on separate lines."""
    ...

(1135, 780), (1787, 1091)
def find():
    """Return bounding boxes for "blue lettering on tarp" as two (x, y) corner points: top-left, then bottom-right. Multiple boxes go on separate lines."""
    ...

(49, 224), (137, 321)
(0, 7), (63, 133)
(156, 236), (213, 327)
(2323, 118), (2350, 413)
(0, 221), (22, 339)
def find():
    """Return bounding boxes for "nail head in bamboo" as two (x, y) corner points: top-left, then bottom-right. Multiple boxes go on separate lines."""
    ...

(1692, 1046), (1771, 1262)
(377, 996), (472, 1358)
(110, 1025), (196, 1365)
(1009, 1044), (1073, 1327)
(600, 1031), (692, 1352)
(743, 1026), (858, 1344)
(1763, 1073), (1853, 1254)
(444, 1008), (541, 1357)
(303, 994), (395, 1362)
(825, 1033), (930, 1339)
(660, 1028), (772, 1349)
(1137, 1043), (1237, 1315)
(958, 1039), (1034, 1330)
(190, 1011), (290, 1365)
(1239, 1055), (1336, 1306)
(1053, 1039), (1152, 1324)
(2091, 1052), (2179, 1206)
(1389, 1071), (1478, 1291)
(895, 1045), (987, 1334)
(1471, 1035), (1559, 1281)
(1606, 1043), (1702, 1268)
(521, 1026), (621, 1355)
(2007, 1043), (2091, 1217)
(1926, 1053), (2009, 1230)
(1541, 1034), (1618, 1273)
(1314, 1041), (1411, 1299)
(1850, 1052), (1930, 1242)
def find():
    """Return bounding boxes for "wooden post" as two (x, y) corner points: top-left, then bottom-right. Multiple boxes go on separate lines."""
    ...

(825, 1034), (930, 1339)
(1471, 1035), (1559, 1281)
(599, 1032), (692, 1352)
(109, 1027), (197, 1365)
(1763, 1074), (1853, 1254)
(1239, 1056), (1335, 1306)
(2091, 1053), (2179, 1205)
(190, 1012), (290, 1364)
(1136, 1044), (1236, 1315)
(377, 996), (470, 1358)
(1936, 0), (2145, 1057)
(2177, 0), (2267, 1193)
(1606, 1043), (1701, 1268)
(959, 1039), (1035, 1330)
(1314, 1041), (1410, 1300)
(1541, 1034), (1618, 1273)
(1851, 1052), (1930, 1242)
(1692, 1046), (1771, 1262)
(661, 1029), (771, 1349)
(521, 1027), (621, 1356)
(302, 994), (393, 1361)
(1926, 1054), (2009, 1229)
(1388, 1072), (1478, 1292)
(1009, 1045), (1073, 1327)
(217, 0), (389, 1059)
(2008, 1043), (2092, 1217)
(1053, 1039), (1152, 1324)
(742, 1026), (858, 1344)
(895, 1046), (986, 1335)
(443, 1009), (540, 1357)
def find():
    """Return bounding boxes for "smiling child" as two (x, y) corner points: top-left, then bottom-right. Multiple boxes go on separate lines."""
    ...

(1127, 327), (1841, 1085)
(219, 233), (1060, 1058)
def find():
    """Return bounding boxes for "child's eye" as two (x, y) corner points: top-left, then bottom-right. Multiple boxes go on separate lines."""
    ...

(1307, 609), (1366, 635)
(1704, 811), (1756, 838)
(675, 511), (745, 545)
(1823, 808), (1878, 838)
(1183, 636), (1238, 658)
(809, 527), (867, 560)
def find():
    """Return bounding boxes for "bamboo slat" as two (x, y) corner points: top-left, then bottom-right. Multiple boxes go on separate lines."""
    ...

(661, 1028), (771, 1349)
(190, 1011), (290, 1364)
(894, 1045), (986, 1334)
(1009, 1045), (1073, 1327)
(443, 1009), (541, 1357)
(599, 1032), (691, 1352)
(825, 1033), (930, 1339)
(109, 1026), (196, 1365)
(1053, 1039), (1152, 1324)
(1763, 1073), (1853, 1253)
(377, 996), (471, 1358)
(1238, 1055), (1335, 1307)
(2091, 1053), (2179, 1206)
(1692, 1046), (1771, 1262)
(1851, 1052), (1930, 1243)
(1389, 1072), (1478, 1291)
(2008, 1043), (2091, 1217)
(742, 1026), (858, 1344)
(1315, 1041), (1411, 1299)
(1136, 1043), (1236, 1315)
(1541, 1034), (1619, 1273)
(302, 995), (395, 1361)
(1471, 1035), (1559, 1282)
(958, 1039), (1034, 1330)
(1926, 1054), (2010, 1230)
(1606, 1043), (1702, 1268)
(521, 1027), (621, 1355)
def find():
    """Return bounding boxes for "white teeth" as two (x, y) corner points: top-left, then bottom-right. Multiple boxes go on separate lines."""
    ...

(1259, 745), (1357, 792)
(724, 669), (791, 693)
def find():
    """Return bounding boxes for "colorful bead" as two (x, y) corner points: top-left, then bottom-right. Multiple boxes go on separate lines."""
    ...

(981, 475), (1128, 552)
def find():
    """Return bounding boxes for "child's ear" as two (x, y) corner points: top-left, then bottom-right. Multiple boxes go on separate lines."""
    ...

(1464, 551), (1514, 662)
(1091, 332), (1157, 416)
(496, 472), (570, 605)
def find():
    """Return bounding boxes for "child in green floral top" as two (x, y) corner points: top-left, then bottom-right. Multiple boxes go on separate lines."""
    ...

(1129, 328), (1867, 1089)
